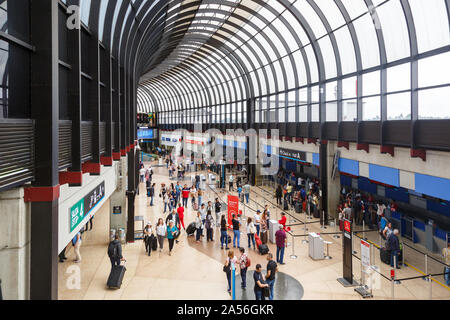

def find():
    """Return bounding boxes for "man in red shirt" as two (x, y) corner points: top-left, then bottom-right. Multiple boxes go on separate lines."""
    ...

(177, 203), (185, 230)
(275, 225), (287, 265)
(182, 184), (190, 208)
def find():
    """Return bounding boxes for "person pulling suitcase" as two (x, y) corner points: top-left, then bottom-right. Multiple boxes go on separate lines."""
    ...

(108, 234), (126, 269)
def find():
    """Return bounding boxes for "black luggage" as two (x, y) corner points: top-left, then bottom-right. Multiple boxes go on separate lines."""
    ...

(295, 202), (302, 213)
(107, 264), (126, 289)
(259, 244), (269, 255)
(227, 235), (232, 244)
(151, 236), (158, 251)
(313, 207), (320, 218)
(380, 247), (390, 265)
(186, 222), (196, 236)
(283, 200), (289, 211)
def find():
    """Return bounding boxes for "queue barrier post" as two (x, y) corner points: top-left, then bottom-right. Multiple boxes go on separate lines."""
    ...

(402, 242), (405, 267)
(428, 274), (432, 300)
(424, 254), (430, 282)
(333, 218), (340, 239)
(362, 220), (366, 240)
(232, 263), (236, 300)
(290, 233), (298, 259)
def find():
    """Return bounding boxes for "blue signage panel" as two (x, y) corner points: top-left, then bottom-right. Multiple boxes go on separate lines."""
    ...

(137, 128), (154, 140)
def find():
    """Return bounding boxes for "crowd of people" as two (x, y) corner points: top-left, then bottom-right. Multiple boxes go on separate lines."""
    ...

(132, 156), (288, 300)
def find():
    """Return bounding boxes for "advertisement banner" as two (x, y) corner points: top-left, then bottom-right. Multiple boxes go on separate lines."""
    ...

(227, 195), (239, 228)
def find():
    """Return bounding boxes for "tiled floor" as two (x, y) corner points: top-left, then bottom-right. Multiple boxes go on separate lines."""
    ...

(58, 162), (450, 300)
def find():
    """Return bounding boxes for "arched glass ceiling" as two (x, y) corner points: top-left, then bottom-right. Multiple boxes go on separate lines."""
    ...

(76, 0), (450, 123)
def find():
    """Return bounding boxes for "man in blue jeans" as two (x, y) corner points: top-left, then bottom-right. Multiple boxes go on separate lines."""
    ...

(232, 214), (241, 248)
(275, 225), (287, 265)
(265, 253), (278, 300)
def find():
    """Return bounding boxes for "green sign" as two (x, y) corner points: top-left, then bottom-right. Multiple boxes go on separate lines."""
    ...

(70, 199), (85, 232)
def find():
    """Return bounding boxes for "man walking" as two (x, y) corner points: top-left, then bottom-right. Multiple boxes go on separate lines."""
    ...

(232, 214), (241, 248)
(215, 198), (222, 227)
(243, 182), (251, 204)
(265, 253), (278, 300)
(108, 234), (125, 268)
(275, 225), (287, 265)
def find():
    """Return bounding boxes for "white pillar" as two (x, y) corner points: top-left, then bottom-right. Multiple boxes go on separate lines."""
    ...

(0, 187), (31, 300)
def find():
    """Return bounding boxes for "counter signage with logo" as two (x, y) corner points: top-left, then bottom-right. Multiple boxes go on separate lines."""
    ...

(279, 148), (306, 162)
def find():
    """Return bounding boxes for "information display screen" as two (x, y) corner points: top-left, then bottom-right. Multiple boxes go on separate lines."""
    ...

(137, 128), (154, 140)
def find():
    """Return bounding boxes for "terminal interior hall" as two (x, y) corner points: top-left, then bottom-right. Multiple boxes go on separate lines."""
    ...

(0, 0), (449, 300)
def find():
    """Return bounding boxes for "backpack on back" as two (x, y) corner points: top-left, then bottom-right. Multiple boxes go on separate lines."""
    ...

(108, 241), (118, 258)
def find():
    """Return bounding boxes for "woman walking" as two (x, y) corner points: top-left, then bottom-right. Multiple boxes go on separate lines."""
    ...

(205, 210), (214, 242)
(167, 220), (179, 256)
(275, 185), (283, 206)
(260, 211), (269, 244)
(223, 250), (238, 294)
(156, 218), (166, 252)
(246, 217), (256, 250)
(220, 215), (229, 250)
(254, 210), (261, 237)
(195, 211), (203, 243)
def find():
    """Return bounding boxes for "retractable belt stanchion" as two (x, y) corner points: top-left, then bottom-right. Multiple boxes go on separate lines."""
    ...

(290, 233), (297, 259)
(232, 263), (236, 300)
(333, 218), (340, 239)
(424, 254), (430, 281)
(363, 220), (366, 240)
(428, 274), (432, 300)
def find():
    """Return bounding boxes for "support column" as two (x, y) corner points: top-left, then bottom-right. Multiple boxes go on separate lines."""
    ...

(326, 141), (341, 221)
(29, 0), (60, 300)
(67, 0), (82, 181)
(319, 141), (329, 225)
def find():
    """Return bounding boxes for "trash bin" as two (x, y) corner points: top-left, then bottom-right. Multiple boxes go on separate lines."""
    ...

(110, 228), (116, 241)
(119, 228), (126, 243)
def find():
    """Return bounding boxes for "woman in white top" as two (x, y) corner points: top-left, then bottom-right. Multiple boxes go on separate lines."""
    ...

(155, 218), (166, 252)
(254, 210), (262, 237)
(190, 186), (197, 207)
(224, 250), (239, 294)
(246, 217), (256, 250)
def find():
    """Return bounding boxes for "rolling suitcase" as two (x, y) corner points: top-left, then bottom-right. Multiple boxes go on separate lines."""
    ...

(227, 235), (232, 244)
(283, 200), (289, 211)
(302, 201), (306, 212)
(259, 244), (269, 255)
(255, 234), (262, 248)
(380, 247), (391, 265)
(151, 236), (158, 251)
(295, 202), (302, 213)
(186, 222), (196, 236)
(313, 206), (320, 218)
(107, 264), (126, 289)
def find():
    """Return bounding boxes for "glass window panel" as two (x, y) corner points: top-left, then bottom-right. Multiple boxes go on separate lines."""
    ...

(418, 52), (450, 88)
(362, 96), (380, 120)
(299, 105), (308, 122)
(387, 92), (411, 120)
(288, 90), (296, 106)
(311, 85), (320, 103)
(363, 71), (380, 96)
(376, 0), (410, 62)
(353, 13), (380, 69)
(288, 107), (296, 122)
(299, 88), (308, 105)
(343, 76), (357, 99)
(80, 0), (91, 26)
(314, 0), (346, 30)
(311, 104), (319, 122)
(272, 19), (298, 53)
(418, 86), (450, 119)
(278, 108), (285, 122)
(333, 26), (357, 75)
(387, 63), (410, 92)
(326, 103), (338, 121)
(326, 81), (338, 101)
(340, 0), (368, 20)
(292, 50), (307, 86)
(304, 45), (319, 83)
(409, 0), (450, 53)
(318, 36), (337, 78)
(343, 99), (357, 121)
(293, 0), (327, 38)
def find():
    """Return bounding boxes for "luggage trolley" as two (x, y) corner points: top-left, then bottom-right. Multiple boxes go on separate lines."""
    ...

(134, 215), (145, 240)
